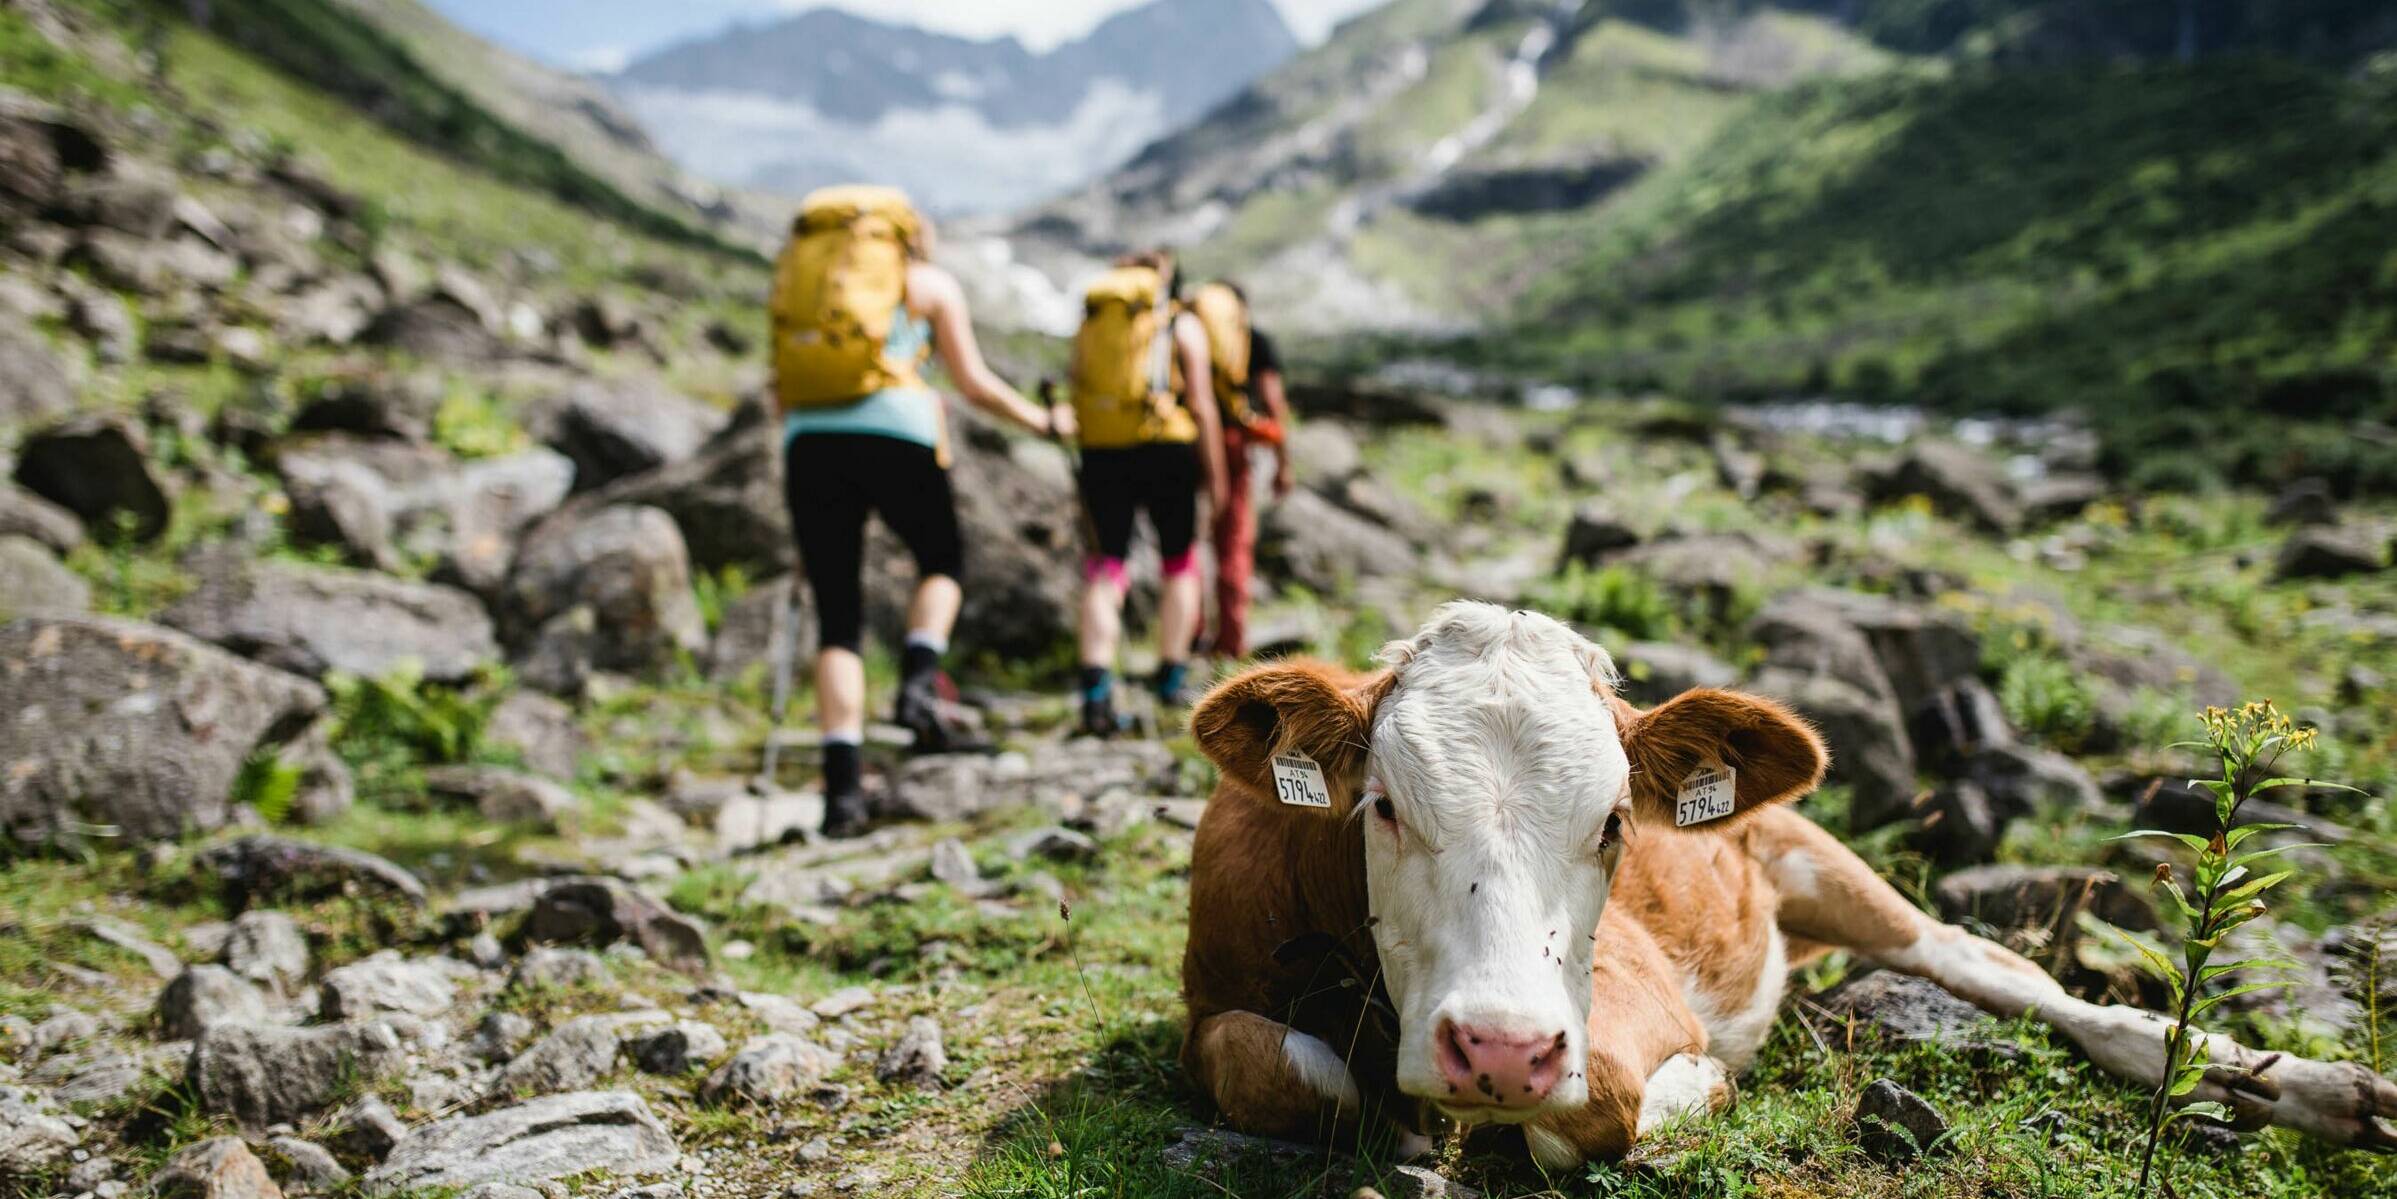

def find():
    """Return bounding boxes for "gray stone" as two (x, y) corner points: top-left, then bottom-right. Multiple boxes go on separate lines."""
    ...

(1813, 971), (2014, 1058)
(161, 557), (498, 683)
(927, 838), (981, 890)
(534, 378), (725, 492)
(698, 1034), (833, 1106)
(362, 294), (509, 364)
(0, 535), (88, 618)
(627, 1021), (725, 1076)
(0, 619), (327, 846)
(0, 325), (72, 432)
(148, 1135), (283, 1199)
(705, 575), (811, 686)
(26, 1008), (100, 1056)
(1934, 864), (2158, 936)
(1773, 588), (1981, 720)
(1558, 502), (1640, 568)
(556, 397), (788, 575)
(0, 1082), (80, 1174)
(12, 416), (170, 541)
(1964, 744), (2102, 816)
(522, 878), (708, 974)
(503, 505), (705, 676)
(2018, 474), (2104, 524)
(1906, 781), (2008, 866)
(69, 914), (181, 978)
(324, 1096), (407, 1162)
(1379, 1165), (1483, 1199)
(495, 1014), (660, 1097)
(1854, 1078), (1947, 1158)
(220, 911), (309, 996)
(467, 1011), (537, 1064)
(1285, 420), (1363, 483)
(873, 1017), (945, 1090)
(1748, 666), (1917, 833)
(157, 965), (270, 1040)
(1613, 641), (1737, 707)
(508, 946), (610, 992)
(810, 987), (874, 1020)
(2274, 524), (2385, 580)
(485, 691), (585, 781)
(425, 765), (576, 828)
(365, 1091), (677, 1193)
(1869, 440), (2022, 534)
(188, 1021), (406, 1126)
(1260, 488), (1418, 594)
(1007, 826), (1098, 865)
(62, 161), (177, 237)
(32, 1046), (148, 1105)
(317, 955), (463, 1021)
(264, 1137), (348, 1193)
(197, 836), (426, 909)
(2265, 478), (2337, 527)
(0, 484), (83, 555)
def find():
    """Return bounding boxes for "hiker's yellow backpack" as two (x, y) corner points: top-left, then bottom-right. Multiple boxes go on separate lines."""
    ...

(1070, 265), (1197, 449)
(771, 185), (928, 411)
(1189, 281), (1267, 435)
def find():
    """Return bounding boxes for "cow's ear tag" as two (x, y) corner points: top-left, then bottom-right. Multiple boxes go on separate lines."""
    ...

(1674, 757), (1737, 827)
(1270, 750), (1333, 809)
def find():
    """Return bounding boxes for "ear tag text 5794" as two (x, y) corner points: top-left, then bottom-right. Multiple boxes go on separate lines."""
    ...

(1271, 751), (1333, 809)
(1674, 757), (1737, 827)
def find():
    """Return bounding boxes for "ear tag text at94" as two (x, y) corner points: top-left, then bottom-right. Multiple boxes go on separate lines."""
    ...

(1675, 757), (1736, 827)
(1271, 751), (1333, 808)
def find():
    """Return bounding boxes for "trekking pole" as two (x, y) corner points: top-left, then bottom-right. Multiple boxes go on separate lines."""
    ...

(759, 576), (795, 789)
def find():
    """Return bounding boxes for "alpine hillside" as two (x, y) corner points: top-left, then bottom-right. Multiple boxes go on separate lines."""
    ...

(610, 0), (1302, 216)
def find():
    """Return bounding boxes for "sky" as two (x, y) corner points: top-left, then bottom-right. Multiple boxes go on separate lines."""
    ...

(425, 0), (1389, 74)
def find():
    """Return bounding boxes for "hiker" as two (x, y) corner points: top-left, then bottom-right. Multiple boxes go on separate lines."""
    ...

(1187, 280), (1294, 660)
(771, 185), (1070, 836)
(1064, 250), (1229, 736)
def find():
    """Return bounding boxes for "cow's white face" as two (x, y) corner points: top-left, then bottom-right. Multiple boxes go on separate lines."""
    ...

(1364, 604), (1625, 1123)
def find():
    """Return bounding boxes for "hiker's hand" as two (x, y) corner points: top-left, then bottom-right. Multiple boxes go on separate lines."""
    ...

(1209, 475), (1232, 514)
(1047, 404), (1077, 442)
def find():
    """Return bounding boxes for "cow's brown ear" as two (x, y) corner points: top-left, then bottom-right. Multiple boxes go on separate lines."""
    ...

(1618, 688), (1826, 831)
(1189, 660), (1384, 806)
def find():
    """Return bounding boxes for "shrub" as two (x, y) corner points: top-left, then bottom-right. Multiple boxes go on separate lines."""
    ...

(1527, 563), (1678, 642)
(1996, 653), (2096, 745)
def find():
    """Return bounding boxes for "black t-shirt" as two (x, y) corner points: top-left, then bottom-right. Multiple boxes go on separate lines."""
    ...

(1249, 329), (1282, 378)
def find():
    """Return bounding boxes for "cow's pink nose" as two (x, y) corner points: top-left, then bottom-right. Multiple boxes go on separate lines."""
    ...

(1435, 1018), (1568, 1105)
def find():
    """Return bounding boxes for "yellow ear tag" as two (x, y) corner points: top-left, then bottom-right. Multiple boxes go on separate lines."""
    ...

(1674, 757), (1737, 827)
(1270, 751), (1332, 809)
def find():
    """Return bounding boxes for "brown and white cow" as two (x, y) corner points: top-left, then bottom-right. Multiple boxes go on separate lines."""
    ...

(1181, 601), (2397, 1166)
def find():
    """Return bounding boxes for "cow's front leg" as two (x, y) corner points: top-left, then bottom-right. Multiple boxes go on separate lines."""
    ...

(1186, 1010), (1366, 1145)
(1521, 1048), (1734, 1169)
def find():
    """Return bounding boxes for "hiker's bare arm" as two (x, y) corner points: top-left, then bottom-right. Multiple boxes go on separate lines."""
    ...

(1179, 316), (1230, 509)
(913, 264), (1052, 435)
(1258, 366), (1294, 497)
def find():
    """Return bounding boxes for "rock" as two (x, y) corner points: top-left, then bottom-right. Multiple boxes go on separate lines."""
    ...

(467, 1011), (538, 1064)
(0, 619), (328, 846)
(65, 284), (138, 363)
(2265, 477), (2337, 527)
(811, 986), (874, 1020)
(0, 326), (72, 432)
(1613, 641), (1737, 706)
(32, 1044), (150, 1105)
(318, 954), (464, 1021)
(873, 1017), (945, 1090)
(0, 484), (83, 555)
(1853, 1078), (1946, 1158)
(484, 691), (585, 780)
(0, 1083), (79, 1174)
(1007, 826), (1098, 865)
(567, 295), (647, 351)
(534, 378), (725, 492)
(12, 417), (171, 541)
(1812, 971), (2014, 1058)
(189, 1021), (405, 1126)
(1611, 531), (1789, 602)
(425, 765), (576, 828)
(627, 1022), (725, 1075)
(698, 1034), (833, 1106)
(2274, 524), (2384, 580)
(1558, 503), (1641, 568)
(1285, 420), (1364, 483)
(556, 397), (788, 575)
(161, 558), (499, 683)
(157, 966), (270, 1040)
(0, 534), (85, 618)
(1906, 781), (2009, 866)
(62, 161), (177, 237)
(220, 911), (309, 996)
(366, 1091), (677, 1194)
(502, 505), (705, 677)
(1160, 1125), (1316, 1173)
(197, 836), (426, 909)
(885, 739), (1179, 825)
(522, 878), (708, 974)
(26, 1008), (100, 1056)
(70, 914), (181, 978)
(149, 1136), (283, 1199)
(508, 946), (610, 992)
(927, 839), (981, 890)
(264, 1137), (348, 1193)
(1934, 864), (2157, 935)
(705, 575), (811, 685)
(713, 789), (824, 854)
(1260, 489), (1418, 594)
(290, 370), (443, 443)
(277, 277), (381, 349)
(323, 1096), (408, 1162)
(1748, 666), (1917, 833)
(1869, 439), (2022, 534)
(1964, 743), (2102, 816)
(362, 293), (509, 364)
(2018, 474), (2105, 524)
(273, 438), (573, 587)
(1908, 678), (2013, 769)
(496, 1013), (659, 1097)
(1758, 589), (1978, 720)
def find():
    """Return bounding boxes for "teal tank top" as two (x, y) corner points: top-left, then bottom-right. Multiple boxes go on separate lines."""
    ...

(783, 309), (942, 451)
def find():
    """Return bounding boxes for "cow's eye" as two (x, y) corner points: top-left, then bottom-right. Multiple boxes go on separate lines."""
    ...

(1597, 812), (1624, 852)
(1372, 796), (1397, 824)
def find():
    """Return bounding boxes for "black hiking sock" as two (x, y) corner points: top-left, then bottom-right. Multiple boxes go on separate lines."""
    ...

(1080, 666), (1113, 704)
(823, 740), (862, 800)
(1154, 660), (1190, 703)
(901, 641), (942, 686)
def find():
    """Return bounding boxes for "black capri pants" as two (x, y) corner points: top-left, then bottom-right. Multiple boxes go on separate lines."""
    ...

(1077, 443), (1200, 566)
(785, 433), (963, 653)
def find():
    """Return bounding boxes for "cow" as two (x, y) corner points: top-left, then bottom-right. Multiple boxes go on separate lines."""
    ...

(1180, 601), (2397, 1167)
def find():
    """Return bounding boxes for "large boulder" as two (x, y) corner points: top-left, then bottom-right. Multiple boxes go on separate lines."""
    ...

(0, 618), (326, 845)
(361, 293), (508, 364)
(532, 377), (725, 492)
(929, 424), (1083, 658)
(554, 398), (786, 574)
(188, 1021), (406, 1126)
(60, 160), (178, 237)
(156, 965), (271, 1041)
(502, 505), (705, 680)
(1765, 589), (1980, 720)
(148, 1136), (284, 1199)
(1260, 488), (1419, 595)
(0, 535), (89, 618)
(0, 1083), (80, 1175)
(276, 437), (574, 591)
(1933, 864), (2157, 936)
(289, 369), (443, 443)
(161, 557), (498, 682)
(1558, 502), (1641, 568)
(697, 1033), (833, 1106)
(196, 835), (427, 909)
(1613, 641), (1739, 706)
(1868, 439), (2022, 534)
(2273, 524), (2385, 580)
(0, 484), (83, 555)
(318, 954), (467, 1021)
(364, 1091), (676, 1194)
(484, 691), (585, 780)
(0, 325), (72, 432)
(1609, 531), (1791, 605)
(521, 877), (708, 974)
(705, 574), (811, 685)
(1748, 666), (1917, 833)
(12, 416), (172, 541)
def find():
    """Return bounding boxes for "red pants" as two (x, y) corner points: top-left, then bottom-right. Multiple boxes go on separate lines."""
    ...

(1209, 428), (1258, 658)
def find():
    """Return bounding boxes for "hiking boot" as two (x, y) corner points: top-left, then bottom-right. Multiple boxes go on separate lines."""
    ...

(821, 788), (875, 840)
(895, 669), (991, 755)
(1079, 692), (1122, 740)
(1152, 662), (1199, 709)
